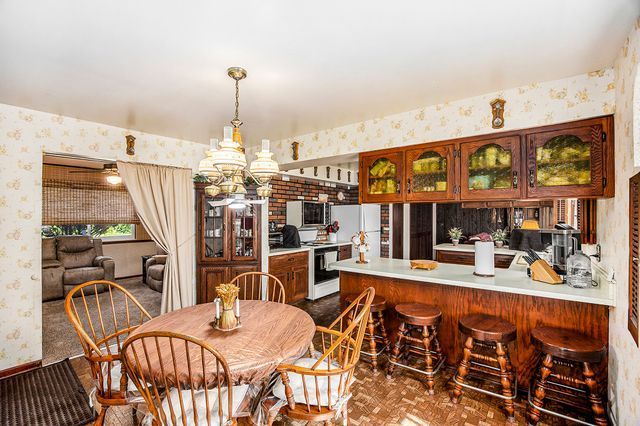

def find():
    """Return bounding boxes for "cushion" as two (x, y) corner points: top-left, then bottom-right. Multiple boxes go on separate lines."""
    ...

(42, 238), (57, 260)
(42, 259), (62, 269)
(58, 248), (97, 269)
(142, 385), (249, 426)
(63, 266), (104, 285)
(272, 357), (351, 407)
(147, 264), (165, 281)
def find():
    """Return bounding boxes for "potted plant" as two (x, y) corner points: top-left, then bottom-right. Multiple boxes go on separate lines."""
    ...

(448, 227), (463, 246)
(491, 228), (508, 248)
(326, 220), (340, 242)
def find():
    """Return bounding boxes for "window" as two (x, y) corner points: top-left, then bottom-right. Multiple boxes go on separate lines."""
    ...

(41, 224), (136, 241)
(629, 172), (640, 346)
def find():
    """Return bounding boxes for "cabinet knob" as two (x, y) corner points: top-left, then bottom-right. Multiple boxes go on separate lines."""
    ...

(512, 171), (518, 189)
(528, 170), (535, 187)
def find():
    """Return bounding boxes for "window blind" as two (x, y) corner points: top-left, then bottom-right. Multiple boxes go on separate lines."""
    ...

(42, 164), (140, 225)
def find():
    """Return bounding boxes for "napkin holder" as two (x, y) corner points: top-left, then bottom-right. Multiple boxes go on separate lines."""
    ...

(530, 260), (563, 285)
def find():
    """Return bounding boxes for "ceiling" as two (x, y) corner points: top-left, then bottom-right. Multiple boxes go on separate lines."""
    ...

(1, 1), (638, 147)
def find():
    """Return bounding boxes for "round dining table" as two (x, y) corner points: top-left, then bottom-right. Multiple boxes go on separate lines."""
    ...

(128, 300), (316, 385)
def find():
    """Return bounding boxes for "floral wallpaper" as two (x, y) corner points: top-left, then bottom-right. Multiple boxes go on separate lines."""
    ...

(598, 17), (640, 426)
(272, 70), (615, 164)
(0, 103), (207, 371)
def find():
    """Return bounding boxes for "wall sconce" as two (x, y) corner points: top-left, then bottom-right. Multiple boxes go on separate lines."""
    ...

(490, 98), (506, 129)
(125, 135), (136, 155)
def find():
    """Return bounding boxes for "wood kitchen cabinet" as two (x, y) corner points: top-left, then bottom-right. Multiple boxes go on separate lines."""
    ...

(359, 150), (405, 203)
(269, 251), (309, 303)
(459, 136), (522, 200)
(435, 249), (514, 269)
(339, 244), (353, 260)
(525, 116), (613, 199)
(198, 264), (260, 304)
(405, 142), (458, 202)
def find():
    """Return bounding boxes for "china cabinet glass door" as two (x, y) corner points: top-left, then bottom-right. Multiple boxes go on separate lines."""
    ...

(406, 143), (456, 201)
(202, 201), (227, 261)
(460, 136), (522, 200)
(230, 205), (258, 261)
(360, 151), (404, 203)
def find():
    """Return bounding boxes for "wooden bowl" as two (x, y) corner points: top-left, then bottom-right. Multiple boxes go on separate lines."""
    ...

(410, 260), (439, 270)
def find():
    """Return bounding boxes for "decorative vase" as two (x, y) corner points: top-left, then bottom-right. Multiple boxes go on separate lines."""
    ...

(328, 233), (337, 243)
(452, 239), (459, 246)
(495, 241), (504, 248)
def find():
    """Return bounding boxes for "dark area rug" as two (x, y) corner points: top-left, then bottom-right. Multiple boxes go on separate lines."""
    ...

(0, 359), (94, 426)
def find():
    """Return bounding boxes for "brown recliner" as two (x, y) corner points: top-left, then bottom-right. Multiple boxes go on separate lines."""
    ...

(145, 254), (166, 292)
(41, 236), (115, 301)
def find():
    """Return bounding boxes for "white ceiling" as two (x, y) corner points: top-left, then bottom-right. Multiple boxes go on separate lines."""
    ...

(1, 1), (638, 146)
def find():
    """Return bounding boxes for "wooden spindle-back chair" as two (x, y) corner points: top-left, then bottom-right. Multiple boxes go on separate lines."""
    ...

(121, 331), (246, 426)
(270, 287), (375, 425)
(64, 280), (152, 425)
(230, 272), (286, 304)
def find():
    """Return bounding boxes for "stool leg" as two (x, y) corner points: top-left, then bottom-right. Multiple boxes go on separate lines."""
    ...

(422, 325), (435, 395)
(583, 362), (607, 426)
(366, 313), (378, 372)
(430, 325), (442, 355)
(377, 311), (390, 353)
(527, 354), (553, 426)
(496, 342), (516, 423)
(386, 322), (406, 379)
(450, 336), (473, 403)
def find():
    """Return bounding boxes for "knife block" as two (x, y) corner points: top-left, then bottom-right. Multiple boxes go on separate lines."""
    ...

(530, 259), (563, 284)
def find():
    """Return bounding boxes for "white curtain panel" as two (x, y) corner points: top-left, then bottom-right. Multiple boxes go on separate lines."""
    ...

(117, 161), (195, 313)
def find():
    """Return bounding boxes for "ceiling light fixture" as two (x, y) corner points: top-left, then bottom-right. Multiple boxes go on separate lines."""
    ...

(106, 174), (122, 185)
(198, 67), (279, 208)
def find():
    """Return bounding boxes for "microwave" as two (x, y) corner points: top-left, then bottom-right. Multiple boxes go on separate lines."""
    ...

(286, 201), (331, 227)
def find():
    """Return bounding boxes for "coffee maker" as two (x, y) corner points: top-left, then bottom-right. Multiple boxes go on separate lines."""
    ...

(539, 225), (581, 274)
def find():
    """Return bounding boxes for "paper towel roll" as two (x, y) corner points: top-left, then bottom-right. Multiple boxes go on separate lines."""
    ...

(474, 241), (495, 277)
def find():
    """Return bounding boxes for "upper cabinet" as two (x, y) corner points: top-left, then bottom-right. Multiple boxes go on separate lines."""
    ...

(460, 136), (522, 200)
(360, 150), (405, 203)
(358, 115), (614, 204)
(525, 116), (613, 199)
(406, 142), (457, 202)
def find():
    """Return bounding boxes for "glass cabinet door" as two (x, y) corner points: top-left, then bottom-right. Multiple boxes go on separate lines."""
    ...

(526, 120), (606, 198)
(406, 143), (456, 201)
(230, 205), (258, 261)
(460, 136), (522, 200)
(360, 151), (404, 203)
(202, 201), (227, 261)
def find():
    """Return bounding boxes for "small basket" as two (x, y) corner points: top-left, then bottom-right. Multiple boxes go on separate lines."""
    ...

(410, 260), (439, 270)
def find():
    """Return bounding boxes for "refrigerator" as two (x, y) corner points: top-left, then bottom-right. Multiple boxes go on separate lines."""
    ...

(331, 204), (381, 258)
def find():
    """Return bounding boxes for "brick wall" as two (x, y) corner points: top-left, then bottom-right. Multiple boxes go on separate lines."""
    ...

(268, 175), (359, 227)
(380, 204), (390, 258)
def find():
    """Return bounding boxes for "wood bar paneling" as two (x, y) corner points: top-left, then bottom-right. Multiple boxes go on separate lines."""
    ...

(340, 271), (609, 388)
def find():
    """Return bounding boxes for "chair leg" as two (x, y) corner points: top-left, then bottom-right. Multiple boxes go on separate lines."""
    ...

(377, 311), (390, 353)
(94, 405), (108, 426)
(583, 362), (607, 426)
(386, 322), (406, 379)
(341, 401), (349, 425)
(527, 353), (553, 426)
(430, 325), (442, 354)
(366, 313), (378, 372)
(422, 325), (435, 395)
(495, 342), (516, 423)
(450, 336), (473, 403)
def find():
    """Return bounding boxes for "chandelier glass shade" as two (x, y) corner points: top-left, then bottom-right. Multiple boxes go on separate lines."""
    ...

(198, 67), (279, 199)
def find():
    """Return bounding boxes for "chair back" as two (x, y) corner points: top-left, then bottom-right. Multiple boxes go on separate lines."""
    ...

(230, 272), (286, 304)
(121, 331), (237, 426)
(277, 287), (375, 413)
(64, 280), (152, 399)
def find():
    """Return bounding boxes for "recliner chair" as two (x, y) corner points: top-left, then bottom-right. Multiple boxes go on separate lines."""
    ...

(145, 252), (166, 292)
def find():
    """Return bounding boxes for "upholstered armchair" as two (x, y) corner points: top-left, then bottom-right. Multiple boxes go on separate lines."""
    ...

(145, 254), (166, 292)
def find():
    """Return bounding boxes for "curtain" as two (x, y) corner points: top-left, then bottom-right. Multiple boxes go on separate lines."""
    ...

(117, 161), (195, 313)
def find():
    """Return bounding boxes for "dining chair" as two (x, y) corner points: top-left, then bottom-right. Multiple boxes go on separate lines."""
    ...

(230, 271), (286, 304)
(121, 330), (249, 426)
(64, 280), (152, 425)
(268, 287), (375, 425)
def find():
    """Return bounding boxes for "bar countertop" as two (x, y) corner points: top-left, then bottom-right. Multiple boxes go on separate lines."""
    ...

(331, 257), (615, 307)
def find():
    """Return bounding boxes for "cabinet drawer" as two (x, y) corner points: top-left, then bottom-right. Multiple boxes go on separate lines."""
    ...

(269, 251), (309, 270)
(436, 249), (514, 269)
(339, 245), (353, 260)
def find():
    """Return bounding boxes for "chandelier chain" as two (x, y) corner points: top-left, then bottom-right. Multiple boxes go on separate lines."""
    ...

(234, 79), (240, 123)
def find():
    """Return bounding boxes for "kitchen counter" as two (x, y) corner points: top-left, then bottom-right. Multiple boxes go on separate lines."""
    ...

(433, 242), (520, 257)
(331, 257), (614, 306)
(268, 241), (352, 257)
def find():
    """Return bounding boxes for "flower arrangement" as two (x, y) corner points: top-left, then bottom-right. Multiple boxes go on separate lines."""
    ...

(326, 220), (340, 233)
(491, 228), (509, 247)
(448, 227), (463, 245)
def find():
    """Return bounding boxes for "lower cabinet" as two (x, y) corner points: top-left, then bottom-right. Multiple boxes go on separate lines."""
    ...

(269, 251), (309, 303)
(198, 264), (259, 303)
(435, 249), (514, 269)
(339, 244), (353, 260)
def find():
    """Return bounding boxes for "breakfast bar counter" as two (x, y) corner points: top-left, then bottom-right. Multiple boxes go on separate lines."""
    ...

(332, 257), (612, 387)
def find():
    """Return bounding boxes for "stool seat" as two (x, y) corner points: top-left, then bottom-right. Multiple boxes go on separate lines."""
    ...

(531, 327), (606, 364)
(459, 314), (516, 343)
(343, 293), (386, 313)
(395, 303), (441, 326)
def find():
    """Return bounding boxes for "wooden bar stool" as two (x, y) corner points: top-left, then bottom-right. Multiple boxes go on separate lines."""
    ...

(527, 327), (607, 426)
(450, 314), (517, 423)
(343, 293), (390, 372)
(386, 303), (445, 394)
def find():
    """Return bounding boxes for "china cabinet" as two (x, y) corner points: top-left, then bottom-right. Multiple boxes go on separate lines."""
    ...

(195, 183), (261, 303)
(359, 150), (405, 203)
(459, 136), (522, 200)
(405, 142), (458, 202)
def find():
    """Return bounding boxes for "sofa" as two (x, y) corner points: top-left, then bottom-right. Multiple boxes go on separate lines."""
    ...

(42, 236), (115, 301)
(145, 252), (166, 292)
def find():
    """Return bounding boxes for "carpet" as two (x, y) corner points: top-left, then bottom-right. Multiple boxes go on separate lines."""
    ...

(42, 278), (161, 365)
(0, 359), (94, 426)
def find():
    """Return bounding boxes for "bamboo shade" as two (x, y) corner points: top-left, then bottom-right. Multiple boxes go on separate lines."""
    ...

(42, 164), (140, 225)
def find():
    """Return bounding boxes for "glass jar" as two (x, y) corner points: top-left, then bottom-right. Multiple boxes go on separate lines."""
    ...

(566, 250), (592, 288)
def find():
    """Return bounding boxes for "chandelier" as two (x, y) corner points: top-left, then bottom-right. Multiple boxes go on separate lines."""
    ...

(198, 67), (279, 207)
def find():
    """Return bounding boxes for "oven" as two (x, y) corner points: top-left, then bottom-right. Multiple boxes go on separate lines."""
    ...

(313, 246), (339, 285)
